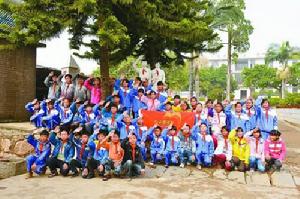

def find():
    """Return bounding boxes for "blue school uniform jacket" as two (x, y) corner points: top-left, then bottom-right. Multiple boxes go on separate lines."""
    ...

(78, 104), (97, 126)
(116, 114), (138, 140)
(118, 87), (134, 109)
(191, 128), (214, 156)
(161, 128), (181, 153)
(225, 105), (250, 132)
(41, 102), (60, 130)
(255, 97), (278, 133)
(134, 126), (148, 144)
(72, 135), (90, 167)
(242, 107), (258, 130)
(147, 127), (165, 154)
(27, 135), (51, 166)
(25, 102), (44, 128)
(88, 134), (109, 163)
(49, 132), (75, 163)
(132, 95), (148, 113)
(54, 101), (74, 126)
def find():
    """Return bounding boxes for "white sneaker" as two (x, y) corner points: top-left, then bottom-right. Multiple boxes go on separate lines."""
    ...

(180, 163), (185, 168)
(250, 168), (255, 173)
(197, 165), (202, 170)
(149, 162), (154, 166)
(187, 162), (191, 166)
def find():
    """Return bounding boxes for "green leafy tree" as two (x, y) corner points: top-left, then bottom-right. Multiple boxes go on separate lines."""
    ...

(242, 64), (281, 93)
(210, 0), (253, 100)
(0, 0), (220, 98)
(265, 41), (300, 98)
(198, 65), (237, 100)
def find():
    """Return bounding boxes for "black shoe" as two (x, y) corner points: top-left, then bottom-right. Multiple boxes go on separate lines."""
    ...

(86, 173), (95, 179)
(164, 165), (169, 168)
(71, 172), (79, 177)
(48, 171), (58, 178)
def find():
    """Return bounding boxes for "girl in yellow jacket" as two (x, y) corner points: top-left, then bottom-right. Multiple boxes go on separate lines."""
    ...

(229, 127), (250, 172)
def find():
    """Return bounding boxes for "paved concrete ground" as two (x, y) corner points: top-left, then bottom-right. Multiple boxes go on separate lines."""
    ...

(0, 112), (299, 198)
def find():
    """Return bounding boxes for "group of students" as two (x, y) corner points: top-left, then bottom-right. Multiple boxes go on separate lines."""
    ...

(24, 71), (286, 180)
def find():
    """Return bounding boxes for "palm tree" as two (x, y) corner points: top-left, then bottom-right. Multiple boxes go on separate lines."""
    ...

(265, 41), (293, 99)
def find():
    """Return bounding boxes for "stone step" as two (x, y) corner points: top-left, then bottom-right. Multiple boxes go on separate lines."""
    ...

(271, 171), (296, 188)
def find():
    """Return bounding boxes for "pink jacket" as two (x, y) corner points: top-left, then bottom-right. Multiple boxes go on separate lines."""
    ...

(143, 98), (160, 111)
(84, 79), (102, 105)
(264, 138), (286, 161)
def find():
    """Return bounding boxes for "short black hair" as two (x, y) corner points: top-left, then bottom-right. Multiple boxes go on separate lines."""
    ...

(98, 129), (109, 136)
(221, 126), (229, 132)
(261, 98), (269, 106)
(135, 77), (142, 82)
(174, 95), (180, 99)
(113, 94), (121, 99)
(60, 126), (70, 134)
(40, 129), (49, 137)
(166, 101), (173, 106)
(235, 102), (242, 107)
(270, 129), (281, 136)
(110, 103), (118, 109)
(157, 81), (164, 86)
(170, 125), (177, 131)
(154, 126), (162, 131)
(150, 90), (156, 95)
(206, 99), (213, 104)
(138, 88), (145, 93)
(65, 74), (72, 79)
(236, 127), (244, 132)
(113, 130), (120, 137)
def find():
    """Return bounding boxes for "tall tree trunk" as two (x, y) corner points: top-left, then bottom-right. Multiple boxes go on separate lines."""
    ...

(281, 79), (285, 99)
(226, 31), (232, 100)
(189, 51), (196, 98)
(195, 63), (200, 99)
(100, 45), (110, 99)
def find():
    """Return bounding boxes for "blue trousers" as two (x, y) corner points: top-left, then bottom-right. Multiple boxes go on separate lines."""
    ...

(165, 151), (179, 166)
(196, 153), (212, 166)
(249, 156), (265, 172)
(26, 155), (47, 175)
(150, 151), (163, 164)
(261, 131), (270, 140)
(179, 150), (194, 165)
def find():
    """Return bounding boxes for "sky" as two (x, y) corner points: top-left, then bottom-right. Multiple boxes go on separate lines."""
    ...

(36, 0), (300, 74)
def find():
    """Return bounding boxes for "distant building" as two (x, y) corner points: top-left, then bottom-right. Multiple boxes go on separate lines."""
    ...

(61, 55), (80, 77)
(208, 54), (265, 100)
(207, 53), (299, 100)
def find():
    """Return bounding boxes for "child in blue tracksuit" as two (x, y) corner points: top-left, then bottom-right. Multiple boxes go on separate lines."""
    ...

(116, 112), (138, 140)
(162, 125), (181, 168)
(225, 102), (250, 133)
(97, 103), (121, 132)
(192, 123), (214, 170)
(26, 129), (51, 178)
(69, 128), (91, 178)
(243, 98), (258, 131)
(147, 126), (165, 165)
(25, 99), (44, 128)
(117, 79), (135, 111)
(86, 129), (110, 179)
(255, 97), (278, 140)
(134, 117), (148, 160)
(78, 102), (97, 134)
(47, 127), (75, 177)
(54, 98), (74, 127)
(41, 99), (60, 130)
(178, 124), (196, 168)
(132, 88), (148, 118)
